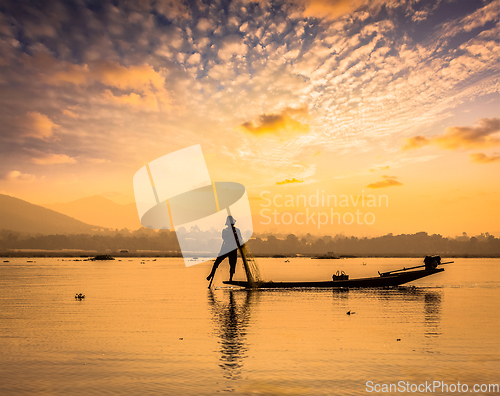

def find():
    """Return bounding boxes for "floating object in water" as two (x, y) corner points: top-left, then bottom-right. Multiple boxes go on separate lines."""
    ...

(347, 310), (355, 315)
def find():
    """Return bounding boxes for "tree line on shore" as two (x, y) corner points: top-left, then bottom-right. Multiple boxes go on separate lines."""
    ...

(1, 228), (499, 257)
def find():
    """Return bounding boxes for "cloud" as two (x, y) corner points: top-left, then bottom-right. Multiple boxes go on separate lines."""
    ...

(186, 53), (201, 65)
(402, 136), (431, 150)
(2, 170), (36, 181)
(442, 0), (500, 39)
(23, 111), (59, 140)
(155, 0), (191, 20)
(276, 178), (304, 185)
(21, 53), (89, 85)
(102, 90), (163, 112)
(366, 175), (403, 189)
(240, 105), (310, 137)
(403, 118), (500, 151)
(92, 61), (166, 92)
(87, 158), (111, 164)
(207, 63), (234, 80)
(369, 166), (390, 172)
(218, 35), (247, 61)
(299, 0), (370, 20)
(31, 154), (77, 165)
(62, 109), (79, 118)
(197, 18), (214, 32)
(94, 62), (170, 111)
(0, 0), (497, 200)
(411, 10), (429, 22)
(469, 153), (500, 164)
(23, 54), (170, 111)
(434, 118), (500, 150)
(48, 64), (90, 85)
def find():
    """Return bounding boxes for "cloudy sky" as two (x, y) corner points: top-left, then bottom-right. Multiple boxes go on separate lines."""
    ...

(0, 0), (498, 236)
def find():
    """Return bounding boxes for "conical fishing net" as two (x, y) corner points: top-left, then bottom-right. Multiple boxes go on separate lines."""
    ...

(240, 243), (262, 286)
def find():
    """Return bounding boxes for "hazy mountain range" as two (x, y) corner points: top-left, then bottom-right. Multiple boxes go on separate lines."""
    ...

(0, 194), (141, 234)
(0, 194), (100, 234)
(42, 195), (140, 231)
(1, 194), (498, 238)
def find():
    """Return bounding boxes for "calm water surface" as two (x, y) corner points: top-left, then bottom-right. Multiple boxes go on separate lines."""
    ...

(0, 257), (499, 395)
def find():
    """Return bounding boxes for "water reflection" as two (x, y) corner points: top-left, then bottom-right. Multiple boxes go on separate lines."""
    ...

(208, 290), (255, 380)
(390, 288), (443, 338)
(346, 287), (443, 338)
(207, 286), (443, 383)
(389, 288), (443, 338)
(331, 288), (350, 300)
(381, 288), (442, 337)
(423, 291), (442, 337)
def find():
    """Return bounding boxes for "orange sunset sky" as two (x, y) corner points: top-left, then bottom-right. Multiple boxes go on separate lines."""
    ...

(0, 0), (499, 237)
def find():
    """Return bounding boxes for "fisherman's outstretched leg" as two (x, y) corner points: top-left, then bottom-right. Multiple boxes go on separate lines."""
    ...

(207, 253), (227, 281)
(207, 259), (220, 280)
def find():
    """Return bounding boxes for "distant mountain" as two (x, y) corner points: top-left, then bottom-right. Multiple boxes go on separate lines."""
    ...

(42, 195), (141, 231)
(0, 194), (99, 234)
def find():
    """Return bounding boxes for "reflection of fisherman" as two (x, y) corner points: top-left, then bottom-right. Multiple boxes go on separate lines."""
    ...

(207, 216), (242, 283)
(207, 289), (254, 380)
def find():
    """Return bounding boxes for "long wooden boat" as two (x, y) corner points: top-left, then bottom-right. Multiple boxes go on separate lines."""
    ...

(223, 267), (444, 289)
(222, 256), (451, 289)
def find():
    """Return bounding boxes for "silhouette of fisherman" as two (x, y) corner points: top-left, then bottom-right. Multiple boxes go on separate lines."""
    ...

(207, 216), (242, 283)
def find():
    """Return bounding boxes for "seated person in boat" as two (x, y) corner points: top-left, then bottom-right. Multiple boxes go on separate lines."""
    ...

(207, 216), (242, 282)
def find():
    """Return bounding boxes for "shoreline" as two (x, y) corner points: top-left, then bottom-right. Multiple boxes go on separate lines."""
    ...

(1, 250), (499, 259)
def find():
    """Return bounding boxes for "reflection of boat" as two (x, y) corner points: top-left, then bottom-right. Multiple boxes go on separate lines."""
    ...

(224, 256), (452, 289)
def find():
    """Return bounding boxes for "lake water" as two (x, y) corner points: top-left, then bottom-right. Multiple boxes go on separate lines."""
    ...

(0, 257), (498, 395)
